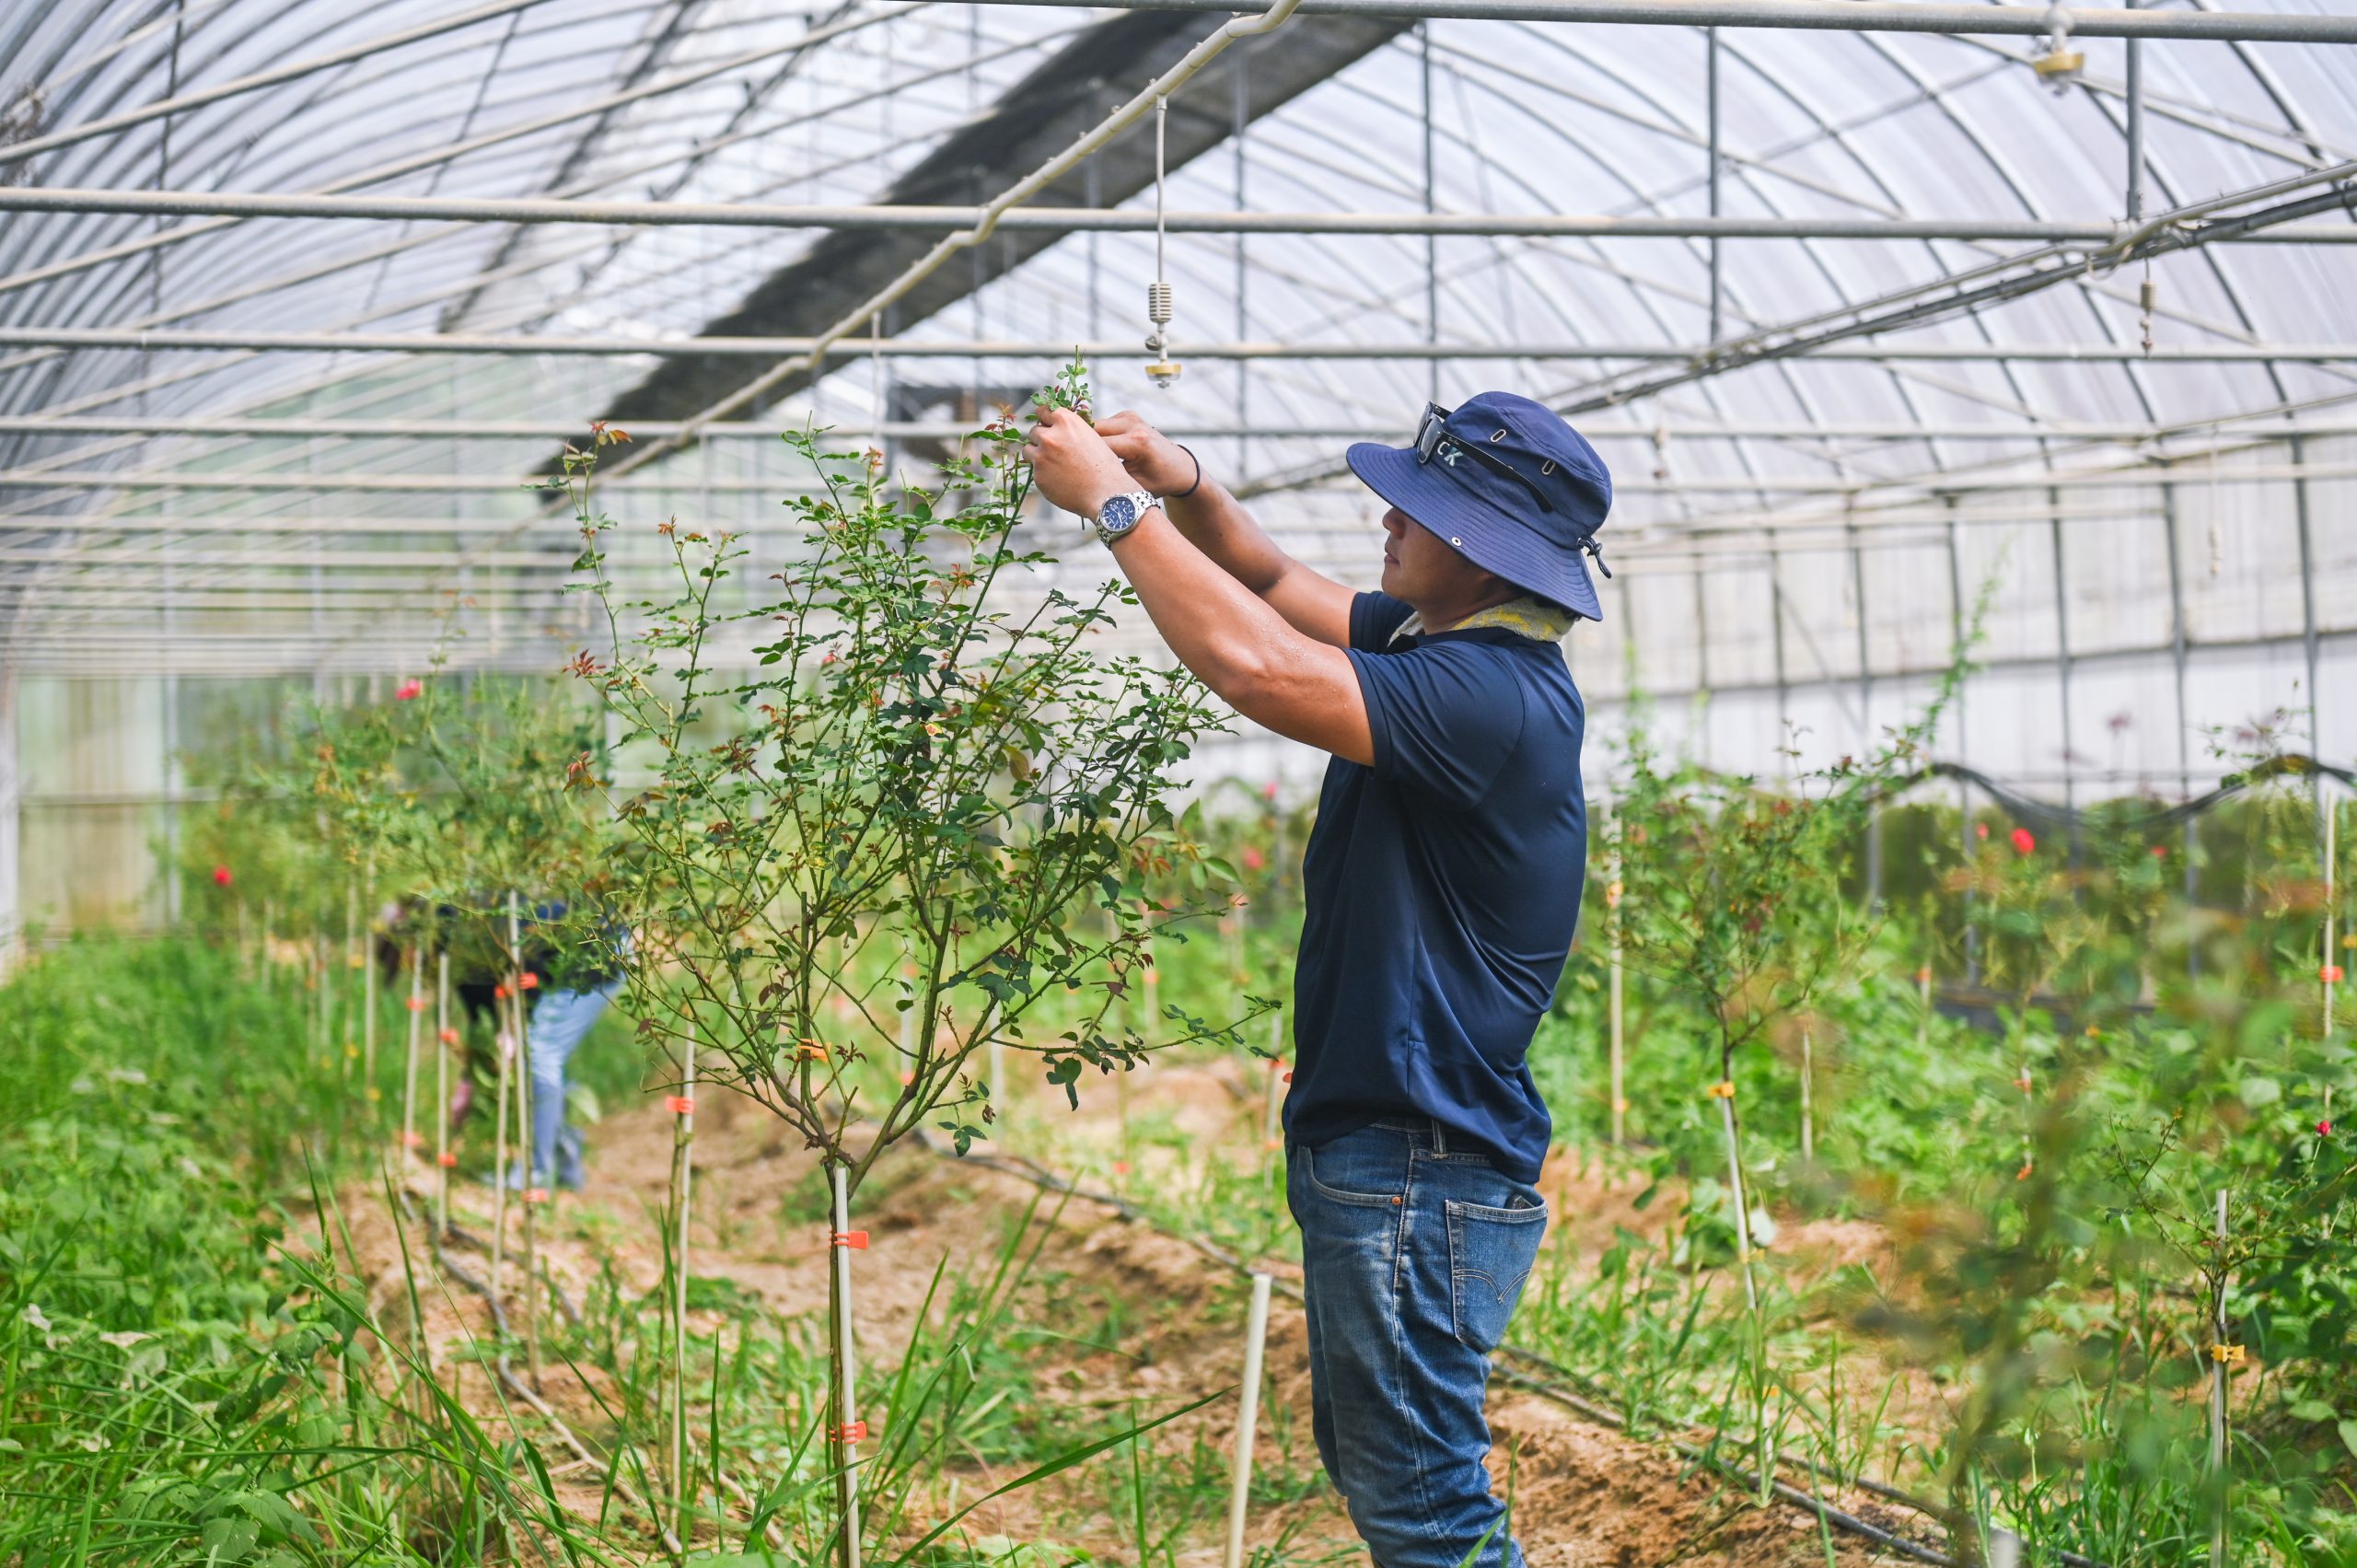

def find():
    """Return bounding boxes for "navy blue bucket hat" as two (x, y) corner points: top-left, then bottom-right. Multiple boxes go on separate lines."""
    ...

(1346, 392), (1613, 621)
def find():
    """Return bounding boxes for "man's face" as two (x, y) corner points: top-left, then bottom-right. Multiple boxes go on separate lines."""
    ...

(1379, 506), (1488, 604)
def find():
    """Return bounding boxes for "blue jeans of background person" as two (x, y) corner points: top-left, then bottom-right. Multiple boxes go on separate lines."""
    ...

(1286, 1119), (1548, 1568)
(527, 980), (620, 1188)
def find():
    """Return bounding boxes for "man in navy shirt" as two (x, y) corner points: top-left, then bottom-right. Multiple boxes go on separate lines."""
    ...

(1025, 391), (1607, 1568)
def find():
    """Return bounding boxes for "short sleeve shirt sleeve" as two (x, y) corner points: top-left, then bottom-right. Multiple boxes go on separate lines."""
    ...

(1342, 595), (1528, 809)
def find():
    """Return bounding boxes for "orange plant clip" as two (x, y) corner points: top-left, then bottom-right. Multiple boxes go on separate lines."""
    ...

(665, 1094), (694, 1115)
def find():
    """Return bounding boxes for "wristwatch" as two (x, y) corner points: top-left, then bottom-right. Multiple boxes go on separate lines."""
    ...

(1088, 489), (1162, 546)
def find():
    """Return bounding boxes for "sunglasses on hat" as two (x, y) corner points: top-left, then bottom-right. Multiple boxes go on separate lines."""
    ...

(1412, 402), (1554, 515)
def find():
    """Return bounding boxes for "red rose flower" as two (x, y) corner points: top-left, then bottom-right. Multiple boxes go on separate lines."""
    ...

(211, 865), (232, 887)
(1242, 845), (1266, 872)
(393, 678), (423, 701)
(2151, 844), (2167, 857)
(2011, 827), (2037, 855)
(1975, 823), (1990, 841)
(2319, 1120), (2334, 1137)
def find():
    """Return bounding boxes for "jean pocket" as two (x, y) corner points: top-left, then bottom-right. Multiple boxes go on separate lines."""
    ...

(1302, 1132), (1409, 1208)
(1446, 1197), (1548, 1352)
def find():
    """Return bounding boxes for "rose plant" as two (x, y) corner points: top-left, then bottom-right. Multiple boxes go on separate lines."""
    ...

(560, 365), (1259, 1557)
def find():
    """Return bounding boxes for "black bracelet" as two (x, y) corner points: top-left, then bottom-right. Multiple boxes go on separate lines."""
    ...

(1172, 443), (1203, 500)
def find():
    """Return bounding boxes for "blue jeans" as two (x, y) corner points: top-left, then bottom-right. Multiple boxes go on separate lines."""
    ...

(526, 981), (619, 1187)
(1286, 1119), (1548, 1568)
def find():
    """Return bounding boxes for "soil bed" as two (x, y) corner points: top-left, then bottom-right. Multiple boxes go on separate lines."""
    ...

(348, 1064), (1918, 1565)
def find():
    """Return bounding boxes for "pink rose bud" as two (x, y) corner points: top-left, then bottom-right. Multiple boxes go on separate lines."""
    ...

(211, 865), (232, 887)
(394, 678), (423, 701)
(2011, 827), (2037, 855)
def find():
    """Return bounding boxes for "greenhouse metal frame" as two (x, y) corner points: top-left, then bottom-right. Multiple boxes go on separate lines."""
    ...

(2, 0), (2353, 934)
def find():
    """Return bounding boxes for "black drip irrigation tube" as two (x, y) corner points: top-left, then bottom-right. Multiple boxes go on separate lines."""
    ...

(920, 1135), (2114, 1568)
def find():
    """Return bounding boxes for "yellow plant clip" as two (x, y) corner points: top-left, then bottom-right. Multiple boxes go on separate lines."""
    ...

(795, 1039), (830, 1062)
(2211, 1342), (2247, 1366)
(1705, 1080), (1736, 1100)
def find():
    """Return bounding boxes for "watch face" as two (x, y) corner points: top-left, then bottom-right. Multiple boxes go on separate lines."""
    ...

(1097, 494), (1140, 536)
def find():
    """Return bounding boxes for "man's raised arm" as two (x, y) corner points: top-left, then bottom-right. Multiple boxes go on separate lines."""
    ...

(1094, 412), (1357, 649)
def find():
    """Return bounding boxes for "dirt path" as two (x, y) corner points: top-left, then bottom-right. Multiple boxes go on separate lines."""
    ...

(348, 1063), (1920, 1566)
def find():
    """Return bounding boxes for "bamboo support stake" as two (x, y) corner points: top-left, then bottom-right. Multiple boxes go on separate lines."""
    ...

(516, 979), (542, 1391)
(401, 945), (424, 1161)
(1223, 1273), (1274, 1568)
(1799, 1028), (1814, 1165)
(1709, 1080), (1759, 1313)
(2324, 798), (2339, 1039)
(1916, 961), (1933, 1050)
(342, 879), (357, 1083)
(361, 860), (378, 1110)
(668, 1042), (699, 1552)
(2211, 1187), (2232, 1568)
(1607, 857), (1626, 1147)
(490, 1011), (512, 1302)
(312, 932), (329, 1066)
(830, 1161), (865, 1568)
(435, 953), (452, 1237)
(502, 896), (541, 1386)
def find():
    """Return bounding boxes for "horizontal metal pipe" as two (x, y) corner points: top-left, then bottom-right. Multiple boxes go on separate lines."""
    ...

(8, 186), (2355, 241)
(0, 497), (2165, 538)
(5, 413), (2356, 445)
(6, 325), (2353, 364)
(970, 0), (2357, 41)
(11, 457), (2357, 497)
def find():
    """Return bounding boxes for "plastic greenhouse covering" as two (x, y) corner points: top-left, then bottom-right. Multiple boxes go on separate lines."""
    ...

(2, 0), (2354, 926)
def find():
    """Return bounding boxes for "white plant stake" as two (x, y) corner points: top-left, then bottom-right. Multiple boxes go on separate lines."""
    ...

(830, 1160), (865, 1568)
(2324, 798), (2339, 1039)
(1710, 1079), (1759, 1313)
(2210, 1187), (2234, 1568)
(362, 859), (378, 1109)
(435, 953), (452, 1237)
(1607, 846), (1626, 1147)
(667, 1042), (698, 1549)
(1799, 1027), (1814, 1165)
(1223, 1272), (1274, 1568)
(514, 976), (542, 1390)
(401, 945), (424, 1162)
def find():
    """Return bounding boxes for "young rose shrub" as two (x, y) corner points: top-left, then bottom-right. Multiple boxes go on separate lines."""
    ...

(563, 366), (1252, 1191)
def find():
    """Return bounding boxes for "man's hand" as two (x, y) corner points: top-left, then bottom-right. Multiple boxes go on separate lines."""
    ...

(1093, 411), (1199, 497)
(1022, 407), (1133, 518)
